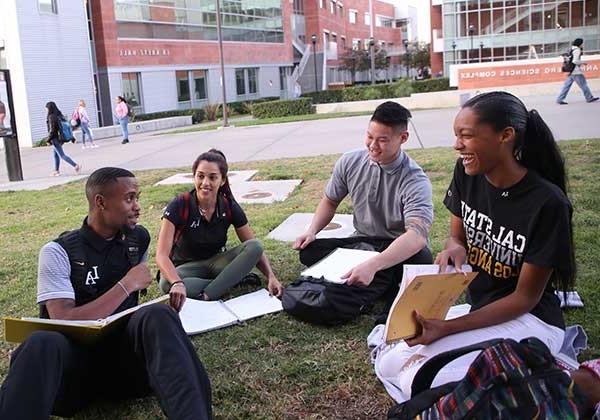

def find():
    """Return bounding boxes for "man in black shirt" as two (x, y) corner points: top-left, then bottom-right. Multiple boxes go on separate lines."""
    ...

(0, 167), (212, 420)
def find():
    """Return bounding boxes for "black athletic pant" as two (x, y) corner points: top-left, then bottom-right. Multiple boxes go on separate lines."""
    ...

(0, 304), (212, 420)
(300, 236), (433, 315)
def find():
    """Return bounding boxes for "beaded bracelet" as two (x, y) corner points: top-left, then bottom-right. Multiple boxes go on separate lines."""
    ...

(117, 280), (130, 298)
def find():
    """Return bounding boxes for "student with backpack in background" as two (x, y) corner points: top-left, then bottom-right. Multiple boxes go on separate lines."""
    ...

(115, 95), (130, 144)
(556, 38), (599, 105)
(155, 149), (283, 311)
(46, 101), (80, 177)
(374, 91), (576, 403)
(75, 99), (97, 149)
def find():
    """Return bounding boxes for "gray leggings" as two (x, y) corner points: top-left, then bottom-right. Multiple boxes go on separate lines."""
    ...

(160, 239), (263, 300)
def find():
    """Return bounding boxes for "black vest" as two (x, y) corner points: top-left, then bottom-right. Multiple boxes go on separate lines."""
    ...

(39, 221), (150, 318)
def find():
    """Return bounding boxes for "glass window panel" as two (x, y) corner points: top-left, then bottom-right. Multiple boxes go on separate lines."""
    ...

(467, 0), (479, 11)
(556, 2), (569, 28)
(236, 69), (245, 95)
(573, 0), (584, 25)
(481, 9), (492, 34)
(585, 0), (598, 25)
(518, 6), (530, 31)
(492, 8), (503, 33)
(176, 70), (190, 102)
(531, 8), (543, 29)
(193, 70), (207, 100)
(543, 4), (557, 30)
(458, 13), (467, 36)
(505, 7), (517, 32)
(248, 68), (257, 94)
(122, 73), (142, 112)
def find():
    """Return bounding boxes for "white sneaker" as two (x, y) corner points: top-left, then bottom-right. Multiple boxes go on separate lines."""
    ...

(91, 143), (99, 148)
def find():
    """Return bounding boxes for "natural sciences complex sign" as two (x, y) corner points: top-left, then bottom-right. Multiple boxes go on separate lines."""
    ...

(450, 55), (600, 89)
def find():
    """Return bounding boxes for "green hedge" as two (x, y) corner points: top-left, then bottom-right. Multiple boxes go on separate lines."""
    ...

(302, 78), (451, 104)
(134, 108), (205, 124)
(412, 78), (452, 93)
(252, 98), (314, 119)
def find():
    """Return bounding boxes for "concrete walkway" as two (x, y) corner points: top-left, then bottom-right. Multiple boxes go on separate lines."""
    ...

(1, 93), (599, 190)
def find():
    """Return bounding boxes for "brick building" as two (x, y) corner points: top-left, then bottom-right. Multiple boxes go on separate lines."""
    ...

(430, 0), (600, 77)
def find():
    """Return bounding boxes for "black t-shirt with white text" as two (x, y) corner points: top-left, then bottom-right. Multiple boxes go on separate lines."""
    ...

(163, 191), (247, 266)
(444, 160), (573, 329)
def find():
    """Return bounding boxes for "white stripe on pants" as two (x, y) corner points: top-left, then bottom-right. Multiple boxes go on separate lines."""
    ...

(374, 313), (564, 403)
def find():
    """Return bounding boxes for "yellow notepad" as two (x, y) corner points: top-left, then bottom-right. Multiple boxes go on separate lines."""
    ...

(384, 267), (477, 343)
(3, 295), (169, 345)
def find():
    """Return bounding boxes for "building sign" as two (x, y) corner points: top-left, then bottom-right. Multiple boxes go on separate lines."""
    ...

(119, 48), (171, 57)
(453, 56), (600, 89)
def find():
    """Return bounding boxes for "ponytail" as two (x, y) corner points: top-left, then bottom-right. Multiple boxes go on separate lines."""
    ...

(519, 109), (567, 194)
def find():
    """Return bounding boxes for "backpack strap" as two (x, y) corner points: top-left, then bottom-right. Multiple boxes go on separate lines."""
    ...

(222, 194), (233, 223)
(170, 190), (192, 258)
(410, 338), (505, 396)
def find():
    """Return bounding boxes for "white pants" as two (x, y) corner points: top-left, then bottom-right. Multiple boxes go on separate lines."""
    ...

(374, 313), (564, 403)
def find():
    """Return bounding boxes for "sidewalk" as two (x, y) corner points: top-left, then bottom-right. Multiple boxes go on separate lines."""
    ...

(1, 93), (598, 190)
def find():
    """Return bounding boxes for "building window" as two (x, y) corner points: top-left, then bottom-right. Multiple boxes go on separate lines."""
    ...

(39, 0), (58, 14)
(176, 70), (191, 105)
(338, 4), (343, 17)
(352, 38), (361, 49)
(279, 66), (292, 91)
(176, 70), (208, 109)
(192, 70), (207, 102)
(365, 12), (371, 26)
(341, 36), (346, 49)
(236, 68), (259, 98)
(349, 10), (357, 24)
(121, 72), (142, 114)
(319, 0), (325, 9)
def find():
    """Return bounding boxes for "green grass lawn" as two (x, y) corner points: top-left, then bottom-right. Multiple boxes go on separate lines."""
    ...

(1, 140), (599, 419)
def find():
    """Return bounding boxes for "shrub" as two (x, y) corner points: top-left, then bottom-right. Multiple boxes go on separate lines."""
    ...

(361, 87), (384, 100)
(390, 80), (413, 98)
(134, 108), (205, 124)
(204, 104), (221, 121)
(411, 78), (451, 93)
(252, 98), (313, 119)
(301, 90), (344, 104)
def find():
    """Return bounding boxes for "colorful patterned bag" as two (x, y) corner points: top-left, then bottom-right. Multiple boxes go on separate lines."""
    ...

(388, 337), (588, 420)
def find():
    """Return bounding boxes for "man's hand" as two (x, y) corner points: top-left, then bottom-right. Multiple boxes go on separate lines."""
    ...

(121, 263), (153, 293)
(267, 276), (284, 298)
(342, 260), (378, 287)
(435, 242), (467, 273)
(405, 311), (451, 347)
(293, 231), (316, 250)
(169, 282), (186, 312)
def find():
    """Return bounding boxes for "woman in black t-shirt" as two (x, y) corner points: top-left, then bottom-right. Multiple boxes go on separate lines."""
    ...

(374, 91), (576, 402)
(156, 149), (283, 311)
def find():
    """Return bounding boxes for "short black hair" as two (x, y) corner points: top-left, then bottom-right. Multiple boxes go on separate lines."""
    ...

(573, 38), (583, 47)
(370, 101), (412, 132)
(86, 167), (135, 203)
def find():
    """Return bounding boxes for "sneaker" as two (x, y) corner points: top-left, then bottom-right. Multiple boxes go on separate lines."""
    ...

(82, 145), (88, 149)
(91, 143), (99, 148)
(51, 171), (60, 177)
(557, 101), (568, 105)
(74, 164), (81, 174)
(121, 139), (129, 144)
(588, 97), (599, 103)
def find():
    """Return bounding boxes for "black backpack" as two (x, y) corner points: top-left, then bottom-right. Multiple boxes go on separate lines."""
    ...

(388, 337), (589, 420)
(281, 276), (372, 325)
(561, 49), (575, 73)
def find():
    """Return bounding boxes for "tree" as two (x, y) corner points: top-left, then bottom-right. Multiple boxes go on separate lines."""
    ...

(340, 48), (370, 83)
(411, 42), (431, 73)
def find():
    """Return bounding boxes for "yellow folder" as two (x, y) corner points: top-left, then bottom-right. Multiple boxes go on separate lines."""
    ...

(3, 295), (169, 345)
(384, 272), (478, 343)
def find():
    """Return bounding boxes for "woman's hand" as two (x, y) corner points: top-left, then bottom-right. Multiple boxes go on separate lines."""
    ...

(405, 311), (452, 347)
(169, 282), (187, 312)
(267, 276), (284, 298)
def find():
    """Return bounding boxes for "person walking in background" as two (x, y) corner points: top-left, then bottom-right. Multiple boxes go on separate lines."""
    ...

(46, 101), (80, 177)
(0, 100), (6, 128)
(115, 96), (130, 144)
(557, 38), (599, 105)
(77, 99), (97, 149)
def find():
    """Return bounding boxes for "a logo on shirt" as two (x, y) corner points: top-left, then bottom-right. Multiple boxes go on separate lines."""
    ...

(86, 266), (100, 285)
(461, 201), (526, 279)
(191, 219), (201, 228)
(501, 191), (509, 197)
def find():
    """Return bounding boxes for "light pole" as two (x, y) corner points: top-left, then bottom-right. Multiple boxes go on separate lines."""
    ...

(215, 0), (228, 127)
(479, 41), (484, 63)
(370, 37), (376, 85)
(468, 24), (475, 63)
(403, 39), (409, 79)
(451, 40), (457, 64)
(311, 34), (318, 92)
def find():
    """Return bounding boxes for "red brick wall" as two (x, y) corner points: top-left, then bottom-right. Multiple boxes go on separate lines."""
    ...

(430, 2), (443, 76)
(91, 0), (293, 68)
